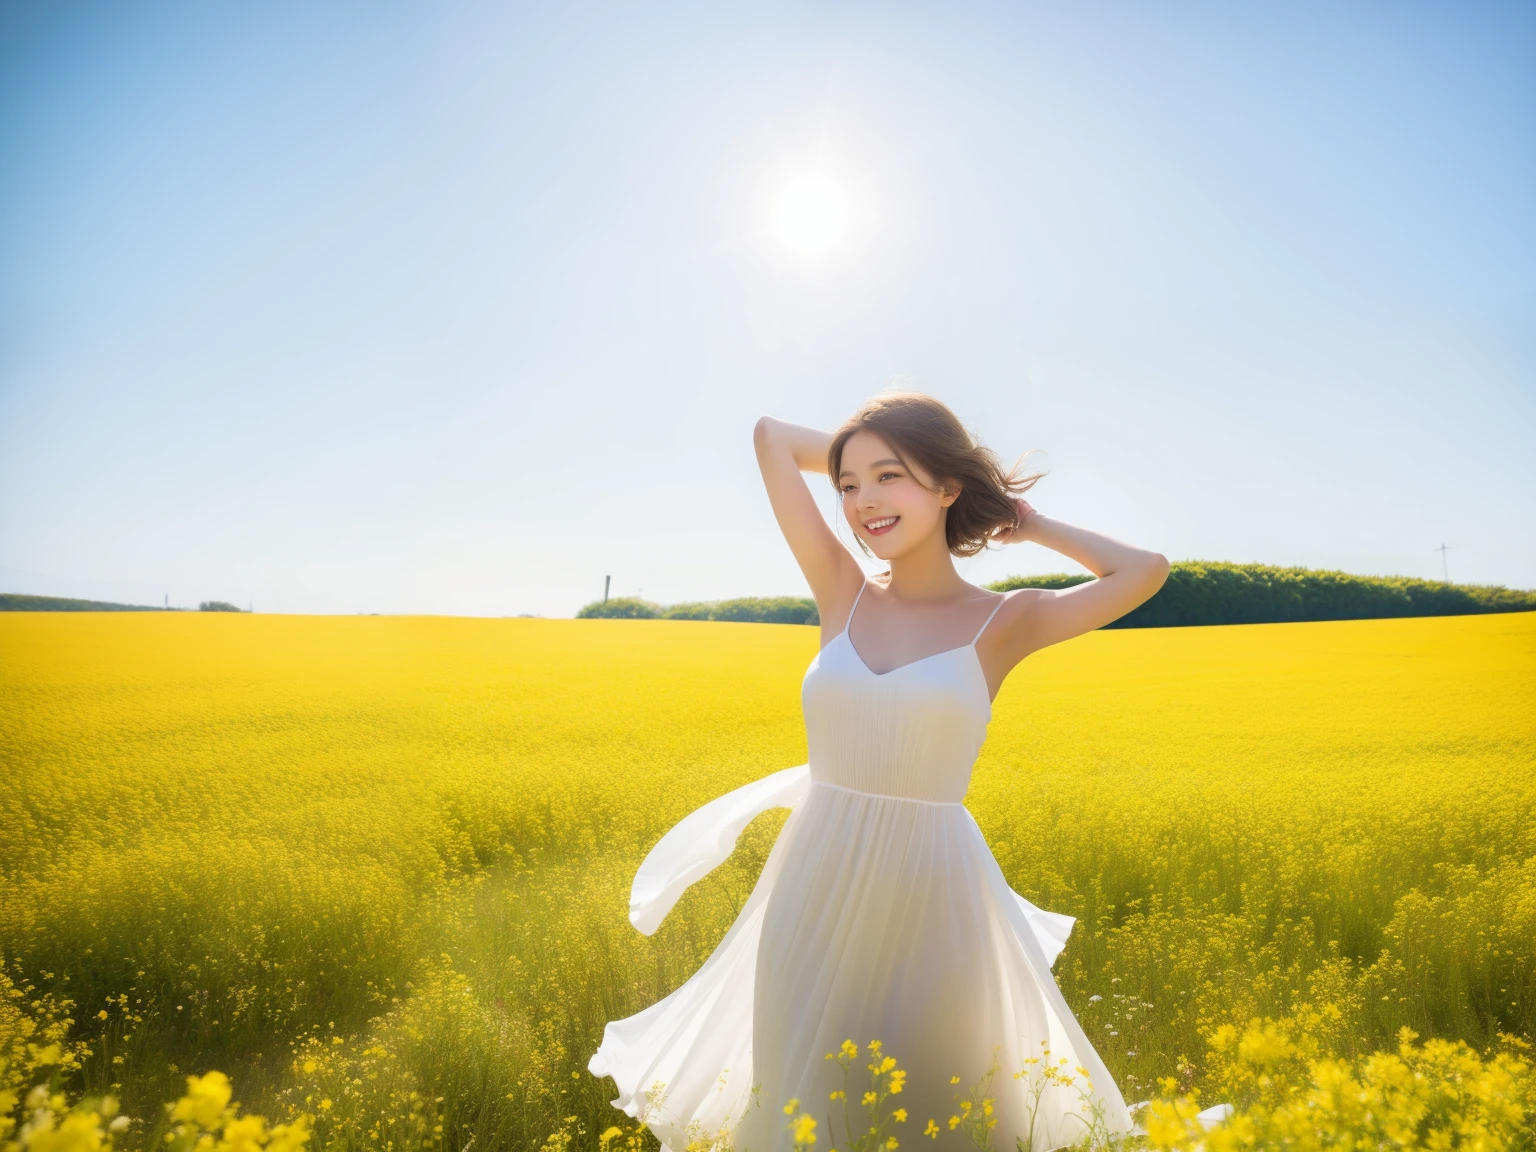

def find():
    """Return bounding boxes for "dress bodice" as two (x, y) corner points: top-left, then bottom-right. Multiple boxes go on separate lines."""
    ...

(800, 581), (1006, 804)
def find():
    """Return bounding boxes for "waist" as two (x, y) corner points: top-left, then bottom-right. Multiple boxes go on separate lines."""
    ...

(808, 778), (963, 807)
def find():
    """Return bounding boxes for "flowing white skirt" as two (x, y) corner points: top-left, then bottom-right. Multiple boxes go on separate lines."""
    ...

(589, 767), (1226, 1151)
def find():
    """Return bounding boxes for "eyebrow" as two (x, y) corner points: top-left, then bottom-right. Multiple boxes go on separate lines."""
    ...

(837, 458), (904, 478)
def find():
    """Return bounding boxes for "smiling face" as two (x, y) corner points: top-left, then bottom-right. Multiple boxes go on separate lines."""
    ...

(837, 428), (959, 560)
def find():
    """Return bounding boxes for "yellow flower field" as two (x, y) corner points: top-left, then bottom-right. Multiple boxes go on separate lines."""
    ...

(1, 610), (1532, 1149)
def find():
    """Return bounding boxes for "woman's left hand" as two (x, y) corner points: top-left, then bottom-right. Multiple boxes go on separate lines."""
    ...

(993, 497), (1038, 545)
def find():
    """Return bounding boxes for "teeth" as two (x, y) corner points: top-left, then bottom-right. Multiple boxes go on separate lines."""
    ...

(867, 517), (898, 530)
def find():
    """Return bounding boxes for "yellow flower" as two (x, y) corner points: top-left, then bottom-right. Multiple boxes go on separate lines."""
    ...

(892, 1109), (907, 1123)
(264, 1117), (311, 1152)
(171, 1071), (233, 1129)
(862, 1092), (877, 1106)
(600, 1127), (624, 1147)
(841, 1040), (859, 1059)
(884, 1139), (898, 1150)
(830, 1090), (845, 1101)
(27, 1109), (108, 1152)
(923, 1120), (939, 1139)
(220, 1113), (269, 1152)
(792, 1114), (817, 1146)
(783, 1098), (801, 1115)
(1142, 1097), (1205, 1148)
(947, 1116), (960, 1130)
(889, 1070), (906, 1095)
(1237, 1022), (1296, 1067)
(949, 1076), (960, 1085)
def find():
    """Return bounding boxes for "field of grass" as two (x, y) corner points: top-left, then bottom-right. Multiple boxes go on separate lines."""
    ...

(1, 610), (1532, 1149)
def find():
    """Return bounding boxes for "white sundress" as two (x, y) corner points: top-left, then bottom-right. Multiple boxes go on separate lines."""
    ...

(588, 579), (1227, 1150)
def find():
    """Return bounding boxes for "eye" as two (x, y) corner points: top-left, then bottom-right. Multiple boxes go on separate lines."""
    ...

(879, 471), (900, 481)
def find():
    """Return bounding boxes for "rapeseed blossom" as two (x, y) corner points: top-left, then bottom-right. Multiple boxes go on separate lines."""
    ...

(0, 610), (1531, 1150)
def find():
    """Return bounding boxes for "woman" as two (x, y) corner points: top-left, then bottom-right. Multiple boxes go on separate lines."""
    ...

(589, 392), (1171, 1151)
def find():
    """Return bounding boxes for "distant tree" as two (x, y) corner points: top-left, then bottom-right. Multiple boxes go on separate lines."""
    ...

(659, 601), (716, 620)
(0, 593), (166, 612)
(576, 596), (662, 619)
(199, 601), (244, 612)
(568, 565), (1535, 629)
(680, 596), (817, 625)
(987, 561), (1536, 627)
(575, 595), (821, 622)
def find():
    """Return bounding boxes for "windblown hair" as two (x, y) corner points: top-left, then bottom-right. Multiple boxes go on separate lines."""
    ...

(827, 391), (1045, 558)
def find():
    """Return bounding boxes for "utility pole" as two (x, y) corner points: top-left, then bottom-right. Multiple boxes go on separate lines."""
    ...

(1435, 543), (1451, 583)
(603, 575), (610, 604)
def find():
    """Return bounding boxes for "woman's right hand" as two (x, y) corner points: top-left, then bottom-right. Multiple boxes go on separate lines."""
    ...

(993, 497), (1039, 544)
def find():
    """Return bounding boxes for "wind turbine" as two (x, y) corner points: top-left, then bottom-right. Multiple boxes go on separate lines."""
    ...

(1434, 543), (1451, 583)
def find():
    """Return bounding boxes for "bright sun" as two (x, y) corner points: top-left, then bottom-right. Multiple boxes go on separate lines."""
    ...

(770, 170), (852, 255)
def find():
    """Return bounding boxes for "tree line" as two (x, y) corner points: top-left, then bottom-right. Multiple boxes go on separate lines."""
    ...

(577, 561), (1535, 628)
(0, 593), (247, 612)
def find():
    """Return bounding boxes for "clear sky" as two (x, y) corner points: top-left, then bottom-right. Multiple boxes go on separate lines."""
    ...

(2, 1), (1532, 616)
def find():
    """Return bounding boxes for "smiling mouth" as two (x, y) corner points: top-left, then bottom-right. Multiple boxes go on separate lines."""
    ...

(864, 516), (900, 536)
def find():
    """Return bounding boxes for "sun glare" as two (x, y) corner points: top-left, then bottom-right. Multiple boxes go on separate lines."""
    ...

(770, 170), (852, 255)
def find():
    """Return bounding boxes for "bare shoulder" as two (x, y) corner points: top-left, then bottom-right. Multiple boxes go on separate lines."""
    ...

(974, 587), (1048, 702)
(989, 584), (1045, 611)
(976, 586), (1048, 651)
(815, 560), (872, 648)
(972, 583), (1040, 611)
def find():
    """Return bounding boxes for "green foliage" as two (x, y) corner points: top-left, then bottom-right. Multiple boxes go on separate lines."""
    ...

(578, 596), (819, 625)
(575, 597), (662, 619)
(581, 564), (1534, 630)
(987, 561), (1536, 628)
(198, 601), (246, 613)
(0, 593), (166, 612)
(984, 574), (1096, 592)
(674, 597), (818, 625)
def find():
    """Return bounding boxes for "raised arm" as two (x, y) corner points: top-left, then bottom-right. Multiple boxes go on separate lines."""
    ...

(753, 416), (862, 613)
(991, 499), (1169, 661)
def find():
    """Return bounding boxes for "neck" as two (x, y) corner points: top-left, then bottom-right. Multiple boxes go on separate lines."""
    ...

(881, 530), (970, 603)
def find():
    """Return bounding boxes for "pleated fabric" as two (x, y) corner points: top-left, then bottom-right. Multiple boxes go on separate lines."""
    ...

(588, 584), (1137, 1151)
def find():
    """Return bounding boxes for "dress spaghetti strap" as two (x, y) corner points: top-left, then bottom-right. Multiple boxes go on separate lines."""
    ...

(844, 578), (868, 632)
(970, 592), (1010, 645)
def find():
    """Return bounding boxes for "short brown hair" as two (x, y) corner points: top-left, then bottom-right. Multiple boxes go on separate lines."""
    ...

(828, 391), (1044, 558)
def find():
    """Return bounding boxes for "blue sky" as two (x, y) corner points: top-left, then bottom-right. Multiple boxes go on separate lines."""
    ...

(2, 1), (1531, 616)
